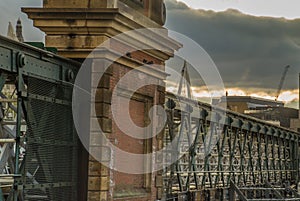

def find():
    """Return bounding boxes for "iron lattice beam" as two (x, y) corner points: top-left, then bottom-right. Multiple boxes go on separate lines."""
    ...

(164, 92), (300, 200)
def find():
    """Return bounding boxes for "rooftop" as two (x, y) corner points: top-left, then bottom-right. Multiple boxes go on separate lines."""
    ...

(218, 96), (285, 107)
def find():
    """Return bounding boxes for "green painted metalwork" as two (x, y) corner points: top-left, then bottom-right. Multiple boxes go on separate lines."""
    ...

(2, 34), (300, 200)
(0, 35), (80, 200)
(164, 92), (300, 200)
(230, 180), (300, 201)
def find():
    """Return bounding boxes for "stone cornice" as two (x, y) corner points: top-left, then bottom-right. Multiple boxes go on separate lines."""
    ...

(23, 7), (181, 61)
(65, 47), (169, 80)
(22, 1), (181, 68)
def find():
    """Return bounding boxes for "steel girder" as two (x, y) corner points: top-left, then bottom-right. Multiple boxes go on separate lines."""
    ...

(0, 35), (80, 201)
(163, 92), (300, 200)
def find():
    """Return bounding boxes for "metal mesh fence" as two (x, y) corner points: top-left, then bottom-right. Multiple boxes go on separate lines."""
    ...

(23, 77), (79, 200)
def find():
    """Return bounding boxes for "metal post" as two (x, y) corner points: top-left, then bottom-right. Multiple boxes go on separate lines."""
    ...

(13, 56), (24, 201)
(229, 181), (235, 201)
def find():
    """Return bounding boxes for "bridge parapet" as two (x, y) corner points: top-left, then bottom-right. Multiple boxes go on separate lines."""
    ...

(0, 35), (81, 200)
(164, 92), (300, 200)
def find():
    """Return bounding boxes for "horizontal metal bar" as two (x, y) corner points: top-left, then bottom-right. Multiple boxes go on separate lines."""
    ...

(0, 139), (15, 143)
(19, 182), (75, 190)
(239, 188), (285, 190)
(1, 121), (26, 125)
(0, 35), (80, 82)
(165, 92), (299, 137)
(170, 170), (296, 174)
(0, 174), (21, 177)
(0, 178), (14, 183)
(0, 99), (17, 102)
(0, 184), (12, 188)
(26, 137), (77, 146)
(247, 199), (300, 201)
(27, 93), (71, 106)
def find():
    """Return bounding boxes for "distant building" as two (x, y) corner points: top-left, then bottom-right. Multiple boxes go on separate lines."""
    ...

(6, 18), (24, 42)
(290, 115), (300, 132)
(7, 22), (17, 41)
(213, 96), (284, 113)
(213, 96), (298, 128)
(245, 106), (298, 128)
(290, 101), (300, 131)
(16, 18), (24, 42)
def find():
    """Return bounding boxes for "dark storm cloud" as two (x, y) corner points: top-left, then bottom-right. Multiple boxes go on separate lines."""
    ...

(164, 0), (300, 91)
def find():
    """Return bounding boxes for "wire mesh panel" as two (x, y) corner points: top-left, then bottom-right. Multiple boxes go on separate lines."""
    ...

(22, 77), (79, 200)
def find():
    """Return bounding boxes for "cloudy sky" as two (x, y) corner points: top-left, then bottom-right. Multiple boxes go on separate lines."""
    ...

(165, 0), (300, 108)
(178, 0), (300, 19)
(0, 0), (300, 107)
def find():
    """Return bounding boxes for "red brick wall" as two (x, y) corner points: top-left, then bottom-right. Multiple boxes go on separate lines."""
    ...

(113, 98), (147, 199)
(92, 47), (166, 200)
(108, 62), (161, 201)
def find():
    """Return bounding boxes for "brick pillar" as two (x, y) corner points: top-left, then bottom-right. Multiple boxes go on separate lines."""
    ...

(23, 1), (181, 200)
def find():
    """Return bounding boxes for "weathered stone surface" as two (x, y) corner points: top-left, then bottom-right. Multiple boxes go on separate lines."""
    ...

(155, 175), (162, 187)
(45, 35), (109, 49)
(91, 73), (111, 89)
(88, 176), (101, 191)
(87, 191), (100, 201)
(23, 1), (181, 201)
(90, 117), (112, 133)
(43, 0), (113, 8)
(100, 177), (109, 191)
(94, 88), (112, 104)
(93, 102), (111, 118)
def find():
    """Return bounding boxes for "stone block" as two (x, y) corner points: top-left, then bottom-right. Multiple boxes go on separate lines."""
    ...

(88, 176), (101, 191)
(44, 0), (88, 8)
(92, 73), (111, 89)
(89, 132), (102, 146)
(100, 176), (109, 191)
(87, 191), (100, 201)
(90, 117), (112, 133)
(89, 161), (102, 176)
(92, 60), (113, 75)
(93, 102), (111, 118)
(155, 175), (162, 187)
(100, 191), (108, 201)
(94, 88), (112, 104)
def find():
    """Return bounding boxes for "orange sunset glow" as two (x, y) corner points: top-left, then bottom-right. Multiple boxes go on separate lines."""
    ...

(167, 86), (299, 108)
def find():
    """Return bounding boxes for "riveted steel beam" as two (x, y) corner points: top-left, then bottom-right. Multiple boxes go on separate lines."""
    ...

(0, 35), (81, 201)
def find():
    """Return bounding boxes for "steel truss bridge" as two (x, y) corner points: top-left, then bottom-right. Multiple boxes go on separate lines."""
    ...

(0, 35), (80, 200)
(163, 92), (300, 200)
(0, 35), (300, 201)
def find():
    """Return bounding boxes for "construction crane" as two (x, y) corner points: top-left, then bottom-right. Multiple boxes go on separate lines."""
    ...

(275, 65), (290, 101)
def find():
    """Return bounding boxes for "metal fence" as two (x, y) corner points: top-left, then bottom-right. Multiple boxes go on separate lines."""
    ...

(0, 35), (81, 201)
(163, 93), (300, 200)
